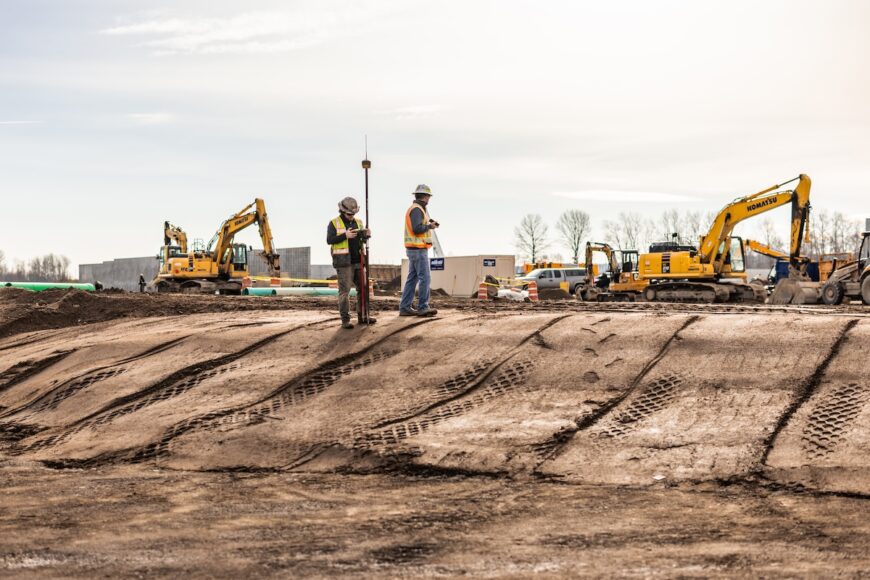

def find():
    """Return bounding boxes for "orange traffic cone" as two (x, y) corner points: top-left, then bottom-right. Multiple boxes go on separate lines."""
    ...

(478, 282), (489, 300)
(528, 280), (539, 302)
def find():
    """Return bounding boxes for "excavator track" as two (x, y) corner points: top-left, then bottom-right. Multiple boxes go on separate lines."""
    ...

(643, 281), (766, 304)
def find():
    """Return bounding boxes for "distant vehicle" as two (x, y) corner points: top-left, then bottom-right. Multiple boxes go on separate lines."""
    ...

(519, 267), (587, 294)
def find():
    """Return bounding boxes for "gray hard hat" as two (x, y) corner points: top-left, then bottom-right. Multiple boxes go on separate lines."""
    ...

(413, 184), (432, 197)
(338, 197), (359, 214)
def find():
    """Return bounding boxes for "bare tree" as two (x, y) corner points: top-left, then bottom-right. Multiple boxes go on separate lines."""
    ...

(0, 250), (5, 277)
(604, 212), (649, 251)
(683, 211), (706, 246)
(760, 218), (785, 250)
(514, 214), (549, 262)
(556, 209), (590, 263)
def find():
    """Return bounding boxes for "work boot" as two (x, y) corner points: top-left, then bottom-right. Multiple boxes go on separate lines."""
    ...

(398, 307), (418, 317)
(358, 315), (377, 325)
(416, 308), (438, 317)
(341, 319), (354, 329)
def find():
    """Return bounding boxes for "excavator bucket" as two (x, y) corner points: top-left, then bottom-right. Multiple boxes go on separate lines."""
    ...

(768, 278), (822, 305)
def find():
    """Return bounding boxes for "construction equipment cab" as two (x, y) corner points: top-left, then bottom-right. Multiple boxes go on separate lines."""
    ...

(152, 198), (280, 294)
(639, 174), (812, 303)
(578, 242), (646, 301)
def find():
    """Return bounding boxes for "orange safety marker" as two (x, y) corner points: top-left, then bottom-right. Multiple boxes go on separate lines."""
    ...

(242, 277), (252, 289)
(527, 280), (539, 302)
(478, 282), (489, 300)
(270, 277), (280, 287)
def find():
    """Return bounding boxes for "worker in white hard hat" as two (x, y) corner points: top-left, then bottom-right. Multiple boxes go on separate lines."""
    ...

(327, 197), (375, 329)
(400, 184), (439, 317)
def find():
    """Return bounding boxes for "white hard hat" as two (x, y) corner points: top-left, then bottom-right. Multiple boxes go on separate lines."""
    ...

(413, 184), (432, 196)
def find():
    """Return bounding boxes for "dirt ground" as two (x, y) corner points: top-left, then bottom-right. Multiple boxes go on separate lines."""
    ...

(0, 289), (868, 577)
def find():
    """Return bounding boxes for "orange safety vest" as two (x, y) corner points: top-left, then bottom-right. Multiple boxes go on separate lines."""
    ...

(404, 203), (432, 249)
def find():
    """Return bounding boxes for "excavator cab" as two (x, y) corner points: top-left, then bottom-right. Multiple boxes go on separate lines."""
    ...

(620, 250), (639, 275)
(231, 244), (248, 272)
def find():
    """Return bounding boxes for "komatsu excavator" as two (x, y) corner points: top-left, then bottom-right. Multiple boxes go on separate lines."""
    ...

(639, 174), (812, 303)
(578, 242), (647, 301)
(152, 198), (280, 294)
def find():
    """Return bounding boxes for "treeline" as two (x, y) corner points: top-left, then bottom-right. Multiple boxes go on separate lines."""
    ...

(0, 251), (73, 282)
(514, 209), (864, 268)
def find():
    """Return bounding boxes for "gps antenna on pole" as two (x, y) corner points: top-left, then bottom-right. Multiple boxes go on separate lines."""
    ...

(360, 138), (372, 324)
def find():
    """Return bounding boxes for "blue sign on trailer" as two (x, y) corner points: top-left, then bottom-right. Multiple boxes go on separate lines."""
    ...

(430, 258), (445, 270)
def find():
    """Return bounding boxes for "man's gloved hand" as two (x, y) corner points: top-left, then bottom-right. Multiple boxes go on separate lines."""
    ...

(345, 228), (358, 239)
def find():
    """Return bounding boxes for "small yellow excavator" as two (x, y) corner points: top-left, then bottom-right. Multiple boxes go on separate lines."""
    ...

(152, 198), (280, 294)
(160, 221), (188, 262)
(639, 174), (812, 303)
(578, 242), (647, 301)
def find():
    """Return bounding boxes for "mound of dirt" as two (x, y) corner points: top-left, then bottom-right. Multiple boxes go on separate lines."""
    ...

(1, 308), (867, 496)
(0, 289), (339, 339)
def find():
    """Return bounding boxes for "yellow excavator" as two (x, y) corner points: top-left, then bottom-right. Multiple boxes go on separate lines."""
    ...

(578, 242), (647, 301)
(152, 198), (280, 294)
(639, 174), (812, 303)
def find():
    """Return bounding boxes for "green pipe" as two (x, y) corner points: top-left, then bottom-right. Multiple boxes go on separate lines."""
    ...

(242, 288), (277, 296)
(273, 287), (353, 297)
(1, 282), (96, 292)
(242, 287), (355, 297)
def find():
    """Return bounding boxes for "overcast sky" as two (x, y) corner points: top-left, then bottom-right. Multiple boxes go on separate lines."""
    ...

(1, 0), (868, 271)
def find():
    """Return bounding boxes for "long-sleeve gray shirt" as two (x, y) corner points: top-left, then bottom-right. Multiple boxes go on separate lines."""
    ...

(409, 206), (431, 235)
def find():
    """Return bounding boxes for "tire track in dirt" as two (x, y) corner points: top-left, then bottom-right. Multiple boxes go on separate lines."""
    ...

(36, 318), (434, 467)
(0, 350), (75, 396)
(284, 315), (573, 471)
(532, 315), (701, 468)
(760, 318), (859, 467)
(1, 336), (188, 419)
(17, 320), (331, 454)
(801, 382), (869, 459)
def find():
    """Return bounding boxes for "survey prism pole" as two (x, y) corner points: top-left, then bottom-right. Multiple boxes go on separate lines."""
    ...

(359, 154), (372, 324)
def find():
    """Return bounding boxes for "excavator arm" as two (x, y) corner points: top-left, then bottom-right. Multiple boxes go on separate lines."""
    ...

(208, 198), (280, 277)
(699, 174), (811, 273)
(743, 239), (789, 261)
(585, 242), (620, 279)
(163, 221), (188, 253)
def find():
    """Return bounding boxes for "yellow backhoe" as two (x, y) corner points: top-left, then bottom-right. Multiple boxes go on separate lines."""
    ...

(152, 198), (280, 294)
(639, 174), (812, 303)
(819, 231), (870, 305)
(578, 242), (647, 301)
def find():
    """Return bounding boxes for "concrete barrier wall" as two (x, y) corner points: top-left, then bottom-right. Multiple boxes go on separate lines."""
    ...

(78, 257), (159, 291)
(248, 247), (310, 280)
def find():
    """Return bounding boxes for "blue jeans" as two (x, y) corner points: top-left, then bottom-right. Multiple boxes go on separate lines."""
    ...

(401, 248), (430, 312)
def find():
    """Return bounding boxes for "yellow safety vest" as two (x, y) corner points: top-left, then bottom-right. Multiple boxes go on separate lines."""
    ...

(404, 203), (432, 249)
(330, 216), (363, 255)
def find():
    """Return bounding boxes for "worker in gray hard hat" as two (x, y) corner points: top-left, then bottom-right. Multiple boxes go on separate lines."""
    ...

(400, 184), (439, 317)
(327, 197), (375, 329)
